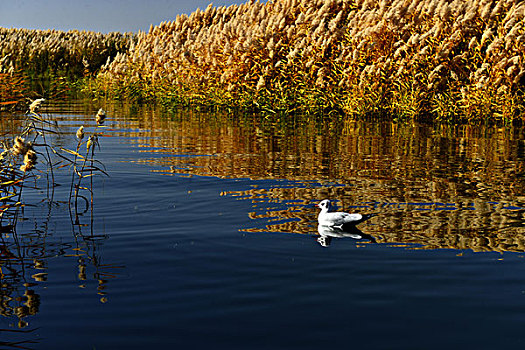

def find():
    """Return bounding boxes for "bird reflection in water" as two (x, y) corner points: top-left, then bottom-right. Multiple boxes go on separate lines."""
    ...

(317, 224), (376, 247)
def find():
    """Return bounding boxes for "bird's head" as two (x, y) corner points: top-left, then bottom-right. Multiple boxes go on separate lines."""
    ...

(316, 199), (331, 211)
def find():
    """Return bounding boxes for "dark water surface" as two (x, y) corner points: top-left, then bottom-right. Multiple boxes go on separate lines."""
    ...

(1, 101), (525, 349)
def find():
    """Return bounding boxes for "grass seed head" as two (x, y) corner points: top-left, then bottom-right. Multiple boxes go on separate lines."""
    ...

(86, 135), (94, 151)
(20, 149), (37, 172)
(76, 125), (85, 140)
(11, 136), (31, 156)
(29, 98), (45, 113)
(95, 108), (106, 125)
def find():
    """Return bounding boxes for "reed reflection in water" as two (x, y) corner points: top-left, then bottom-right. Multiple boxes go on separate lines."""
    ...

(119, 107), (525, 252)
(1, 102), (525, 349)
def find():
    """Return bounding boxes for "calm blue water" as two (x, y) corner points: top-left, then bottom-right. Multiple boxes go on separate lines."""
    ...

(1, 102), (525, 349)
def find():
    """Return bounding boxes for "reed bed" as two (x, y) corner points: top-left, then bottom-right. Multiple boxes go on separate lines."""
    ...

(0, 28), (135, 108)
(95, 0), (525, 122)
(0, 28), (135, 77)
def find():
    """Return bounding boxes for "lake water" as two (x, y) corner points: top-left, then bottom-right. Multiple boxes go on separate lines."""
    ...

(1, 100), (525, 349)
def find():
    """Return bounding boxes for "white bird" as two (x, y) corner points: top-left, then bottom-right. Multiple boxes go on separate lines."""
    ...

(316, 199), (374, 228)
